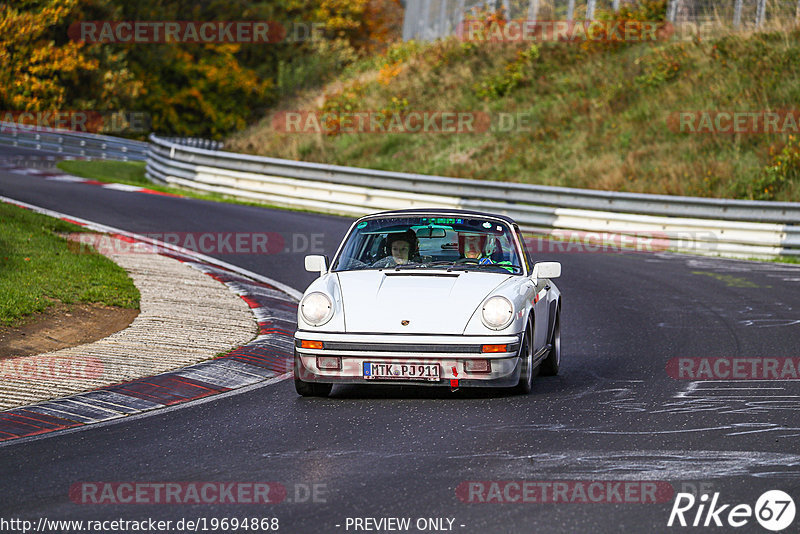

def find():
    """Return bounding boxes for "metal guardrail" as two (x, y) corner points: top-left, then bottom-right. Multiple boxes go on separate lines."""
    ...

(146, 135), (800, 224)
(146, 135), (800, 259)
(158, 137), (224, 151)
(0, 122), (148, 161)
(7, 125), (793, 259)
(146, 134), (800, 258)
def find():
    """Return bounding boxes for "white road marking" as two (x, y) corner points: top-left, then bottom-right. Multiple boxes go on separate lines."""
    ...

(101, 183), (143, 192)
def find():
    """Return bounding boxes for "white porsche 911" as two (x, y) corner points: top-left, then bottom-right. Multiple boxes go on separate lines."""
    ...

(293, 209), (562, 397)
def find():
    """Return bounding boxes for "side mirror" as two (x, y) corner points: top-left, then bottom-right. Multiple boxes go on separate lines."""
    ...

(532, 261), (561, 280)
(305, 255), (328, 275)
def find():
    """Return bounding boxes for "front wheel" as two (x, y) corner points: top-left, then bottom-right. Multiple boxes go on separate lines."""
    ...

(294, 378), (332, 397)
(540, 313), (560, 376)
(513, 323), (534, 394)
(294, 350), (332, 397)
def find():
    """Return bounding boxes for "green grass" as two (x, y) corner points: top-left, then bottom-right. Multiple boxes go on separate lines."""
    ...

(0, 202), (140, 326)
(226, 8), (800, 202)
(58, 160), (150, 185)
(755, 254), (800, 264)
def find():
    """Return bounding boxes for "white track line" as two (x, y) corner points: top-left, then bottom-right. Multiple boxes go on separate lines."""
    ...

(0, 195), (305, 447)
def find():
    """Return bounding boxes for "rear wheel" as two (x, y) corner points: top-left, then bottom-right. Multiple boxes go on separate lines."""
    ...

(540, 313), (561, 377)
(513, 322), (534, 394)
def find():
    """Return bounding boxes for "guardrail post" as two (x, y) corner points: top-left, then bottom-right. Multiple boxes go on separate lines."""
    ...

(420, 0), (431, 40)
(733, 0), (743, 28)
(587, 0), (596, 20)
(666, 0), (679, 22)
(403, 0), (417, 40)
(436, 0), (448, 38)
(454, 0), (465, 34)
(527, 0), (539, 21)
(755, 0), (766, 27)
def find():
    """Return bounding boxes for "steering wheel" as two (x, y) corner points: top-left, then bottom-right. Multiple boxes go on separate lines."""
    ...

(345, 259), (369, 269)
(455, 257), (479, 264)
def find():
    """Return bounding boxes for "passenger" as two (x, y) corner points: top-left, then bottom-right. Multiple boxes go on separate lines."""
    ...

(372, 230), (419, 268)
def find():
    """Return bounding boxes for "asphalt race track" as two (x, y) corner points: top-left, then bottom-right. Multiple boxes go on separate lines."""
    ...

(1, 149), (800, 534)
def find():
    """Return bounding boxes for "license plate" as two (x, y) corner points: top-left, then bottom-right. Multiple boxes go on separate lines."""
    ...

(363, 362), (440, 381)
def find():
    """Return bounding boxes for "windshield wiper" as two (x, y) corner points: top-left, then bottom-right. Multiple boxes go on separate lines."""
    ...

(389, 261), (455, 270)
(448, 263), (521, 273)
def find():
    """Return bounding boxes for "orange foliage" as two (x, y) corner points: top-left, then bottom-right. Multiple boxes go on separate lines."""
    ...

(2, 0), (401, 138)
(316, 0), (403, 52)
(0, 0), (96, 110)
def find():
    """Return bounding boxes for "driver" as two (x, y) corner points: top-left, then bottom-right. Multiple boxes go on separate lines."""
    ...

(372, 229), (419, 268)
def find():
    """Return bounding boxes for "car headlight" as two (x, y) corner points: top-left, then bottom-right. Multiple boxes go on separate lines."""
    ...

(300, 292), (333, 326)
(481, 296), (514, 330)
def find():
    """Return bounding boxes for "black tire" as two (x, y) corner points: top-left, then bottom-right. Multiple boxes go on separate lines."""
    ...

(540, 312), (560, 377)
(294, 350), (333, 397)
(294, 377), (333, 397)
(513, 322), (534, 394)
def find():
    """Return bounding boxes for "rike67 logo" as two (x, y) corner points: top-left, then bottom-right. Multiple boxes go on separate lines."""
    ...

(668, 490), (796, 531)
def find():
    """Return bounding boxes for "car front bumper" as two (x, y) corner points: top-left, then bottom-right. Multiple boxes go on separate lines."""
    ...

(294, 331), (522, 387)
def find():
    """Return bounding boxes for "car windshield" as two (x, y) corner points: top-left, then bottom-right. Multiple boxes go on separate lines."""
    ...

(331, 216), (523, 274)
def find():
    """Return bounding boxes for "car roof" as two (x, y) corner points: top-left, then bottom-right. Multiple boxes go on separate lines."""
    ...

(359, 208), (518, 226)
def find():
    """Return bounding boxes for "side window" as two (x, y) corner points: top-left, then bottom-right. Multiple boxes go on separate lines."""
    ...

(364, 234), (385, 262)
(493, 234), (511, 262)
(515, 225), (532, 272)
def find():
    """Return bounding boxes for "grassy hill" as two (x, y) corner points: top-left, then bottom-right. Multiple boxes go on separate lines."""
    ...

(226, 9), (800, 202)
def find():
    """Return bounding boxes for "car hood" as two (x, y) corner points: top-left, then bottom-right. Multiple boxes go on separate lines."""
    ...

(336, 270), (512, 334)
